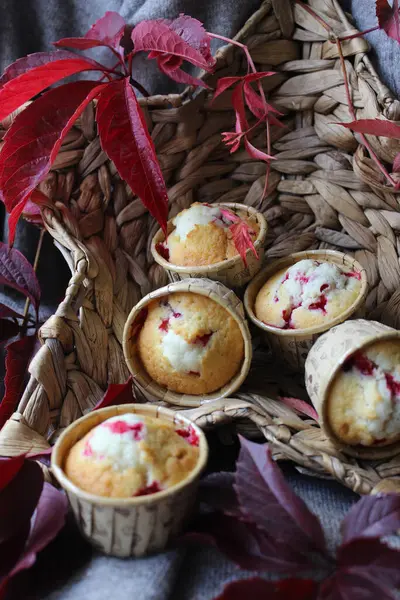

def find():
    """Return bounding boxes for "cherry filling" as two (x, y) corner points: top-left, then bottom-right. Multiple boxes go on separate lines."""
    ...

(342, 351), (400, 403)
(176, 425), (200, 446)
(195, 332), (213, 346)
(83, 439), (93, 457)
(135, 482), (161, 496)
(308, 295), (327, 313)
(103, 420), (144, 440)
(346, 270), (361, 280)
(385, 373), (400, 396)
(156, 242), (170, 261)
(158, 302), (182, 332)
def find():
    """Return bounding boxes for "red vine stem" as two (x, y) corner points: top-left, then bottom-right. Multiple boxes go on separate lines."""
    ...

(208, 32), (272, 202)
(338, 25), (379, 42)
(295, 0), (397, 189)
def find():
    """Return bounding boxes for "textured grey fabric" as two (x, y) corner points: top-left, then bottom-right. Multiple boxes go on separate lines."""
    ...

(0, 1), (398, 598)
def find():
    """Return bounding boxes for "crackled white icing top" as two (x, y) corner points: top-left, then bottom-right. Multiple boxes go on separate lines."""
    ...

(172, 204), (225, 241)
(161, 329), (206, 374)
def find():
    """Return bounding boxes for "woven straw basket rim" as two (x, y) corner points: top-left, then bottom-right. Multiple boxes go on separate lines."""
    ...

(1, 0), (400, 496)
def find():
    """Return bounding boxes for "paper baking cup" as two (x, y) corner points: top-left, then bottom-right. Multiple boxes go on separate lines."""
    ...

(51, 404), (208, 557)
(244, 250), (368, 372)
(151, 203), (267, 288)
(122, 278), (252, 407)
(305, 319), (400, 459)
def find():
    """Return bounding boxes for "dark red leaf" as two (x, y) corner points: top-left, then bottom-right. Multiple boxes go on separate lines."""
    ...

(235, 437), (326, 553)
(320, 570), (397, 600)
(0, 306), (23, 320)
(55, 11), (125, 51)
(0, 80), (106, 244)
(185, 513), (313, 573)
(337, 538), (400, 588)
(0, 460), (43, 545)
(0, 482), (68, 597)
(96, 78), (168, 235)
(0, 54), (105, 123)
(0, 319), (20, 344)
(94, 376), (134, 410)
(23, 189), (50, 226)
(229, 221), (258, 267)
(156, 54), (207, 88)
(244, 138), (274, 162)
(231, 83), (248, 134)
(0, 50), (88, 84)
(0, 455), (25, 493)
(0, 242), (40, 312)
(376, 0), (400, 42)
(7, 201), (28, 248)
(131, 16), (215, 71)
(337, 118), (400, 139)
(341, 494), (400, 543)
(278, 397), (318, 420)
(214, 577), (318, 600)
(0, 335), (37, 428)
(213, 76), (242, 99)
(198, 472), (240, 515)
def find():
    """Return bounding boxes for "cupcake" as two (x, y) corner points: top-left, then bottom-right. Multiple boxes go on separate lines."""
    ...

(244, 250), (368, 371)
(158, 202), (260, 266)
(328, 339), (400, 448)
(64, 412), (200, 498)
(137, 291), (244, 395)
(151, 202), (267, 288)
(255, 258), (362, 330)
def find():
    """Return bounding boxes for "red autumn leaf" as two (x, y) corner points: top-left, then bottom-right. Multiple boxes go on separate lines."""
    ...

(0, 479), (68, 597)
(214, 577), (318, 600)
(337, 118), (400, 139)
(0, 335), (37, 428)
(96, 78), (168, 235)
(320, 538), (400, 600)
(244, 138), (275, 162)
(131, 15), (215, 71)
(155, 53), (207, 88)
(94, 377), (134, 410)
(232, 83), (249, 134)
(341, 494), (400, 544)
(235, 437), (326, 553)
(376, 0), (400, 42)
(0, 306), (23, 320)
(229, 221), (258, 267)
(0, 242), (40, 313)
(0, 53), (105, 123)
(55, 11), (125, 50)
(0, 455), (25, 493)
(243, 80), (283, 124)
(0, 319), (20, 345)
(278, 396), (319, 421)
(0, 80), (106, 244)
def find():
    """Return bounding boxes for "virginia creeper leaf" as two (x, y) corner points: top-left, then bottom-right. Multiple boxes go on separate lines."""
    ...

(213, 76), (242, 99)
(131, 15), (215, 71)
(0, 242), (40, 312)
(0, 482), (68, 597)
(199, 472), (240, 515)
(0, 306), (23, 320)
(320, 571), (397, 600)
(94, 376), (134, 410)
(337, 118), (400, 139)
(55, 11), (125, 50)
(229, 221), (258, 267)
(341, 494), (400, 543)
(244, 138), (274, 162)
(155, 53), (207, 88)
(0, 460), (43, 545)
(376, 0), (400, 42)
(0, 55), (105, 123)
(277, 396), (319, 420)
(214, 577), (318, 600)
(0, 80), (106, 243)
(0, 455), (25, 493)
(235, 437), (326, 553)
(0, 319), (20, 344)
(337, 538), (400, 588)
(232, 83), (248, 134)
(0, 335), (37, 428)
(96, 78), (168, 235)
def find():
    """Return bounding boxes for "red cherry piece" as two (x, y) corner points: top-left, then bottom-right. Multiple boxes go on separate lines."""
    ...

(195, 332), (213, 346)
(156, 242), (170, 261)
(343, 351), (376, 376)
(83, 440), (93, 457)
(135, 481), (161, 496)
(172, 311), (182, 319)
(176, 425), (200, 446)
(308, 295), (327, 313)
(320, 283), (329, 292)
(346, 270), (361, 280)
(385, 373), (400, 397)
(104, 420), (144, 440)
(159, 318), (170, 332)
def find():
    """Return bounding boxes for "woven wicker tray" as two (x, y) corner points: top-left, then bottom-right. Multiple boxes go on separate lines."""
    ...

(2, 0), (400, 496)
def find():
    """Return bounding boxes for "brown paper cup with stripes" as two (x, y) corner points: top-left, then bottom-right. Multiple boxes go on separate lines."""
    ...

(244, 250), (368, 372)
(122, 278), (252, 407)
(305, 319), (400, 459)
(151, 203), (267, 289)
(51, 404), (208, 557)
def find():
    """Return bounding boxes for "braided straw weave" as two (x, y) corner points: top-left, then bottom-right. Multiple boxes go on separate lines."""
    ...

(2, 0), (400, 495)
